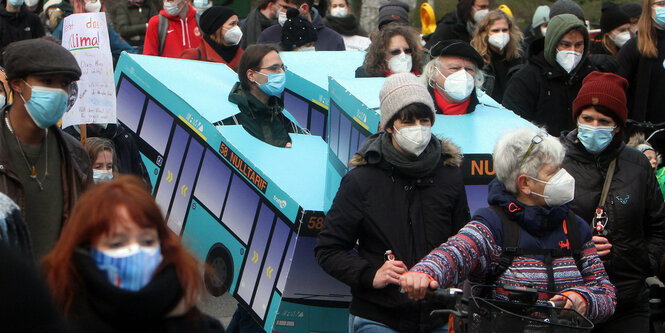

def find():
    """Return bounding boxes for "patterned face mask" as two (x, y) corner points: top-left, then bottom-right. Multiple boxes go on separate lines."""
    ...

(91, 243), (163, 291)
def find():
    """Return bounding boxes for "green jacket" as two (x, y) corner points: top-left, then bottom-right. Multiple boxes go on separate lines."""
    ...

(226, 82), (305, 148)
(110, 1), (158, 47)
(657, 167), (665, 200)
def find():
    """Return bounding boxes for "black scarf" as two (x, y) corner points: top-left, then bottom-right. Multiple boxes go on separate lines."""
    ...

(203, 33), (239, 63)
(357, 132), (442, 178)
(71, 250), (184, 326)
(323, 15), (365, 36)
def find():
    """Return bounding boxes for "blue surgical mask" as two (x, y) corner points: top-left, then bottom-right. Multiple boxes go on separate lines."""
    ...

(19, 81), (69, 128)
(655, 7), (665, 27)
(577, 123), (615, 154)
(91, 244), (163, 291)
(8, 0), (24, 7)
(256, 72), (286, 97)
(93, 169), (113, 184)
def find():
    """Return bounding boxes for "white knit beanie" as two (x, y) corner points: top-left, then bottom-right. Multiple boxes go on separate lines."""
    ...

(379, 73), (435, 129)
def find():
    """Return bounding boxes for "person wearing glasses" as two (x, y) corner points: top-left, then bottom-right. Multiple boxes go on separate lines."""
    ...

(0, 39), (93, 260)
(221, 44), (305, 148)
(503, 14), (595, 136)
(421, 40), (485, 115)
(424, 0), (490, 50)
(400, 127), (616, 325)
(470, 9), (524, 104)
(561, 71), (665, 331)
(355, 23), (426, 78)
(617, 0), (665, 125)
(316, 73), (470, 332)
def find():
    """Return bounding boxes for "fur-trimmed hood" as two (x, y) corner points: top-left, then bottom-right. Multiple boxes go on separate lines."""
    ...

(348, 137), (463, 168)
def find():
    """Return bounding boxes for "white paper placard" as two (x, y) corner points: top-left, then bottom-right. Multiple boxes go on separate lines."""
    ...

(61, 13), (116, 128)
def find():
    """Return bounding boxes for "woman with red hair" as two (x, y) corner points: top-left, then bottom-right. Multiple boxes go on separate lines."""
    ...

(43, 176), (224, 333)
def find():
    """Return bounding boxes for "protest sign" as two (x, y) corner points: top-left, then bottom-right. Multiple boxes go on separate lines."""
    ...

(61, 13), (116, 128)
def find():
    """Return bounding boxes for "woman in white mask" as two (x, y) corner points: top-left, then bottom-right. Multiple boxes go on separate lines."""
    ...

(84, 137), (117, 184)
(400, 126), (616, 325)
(422, 40), (484, 115)
(316, 73), (470, 332)
(43, 177), (225, 332)
(180, 6), (244, 71)
(323, 0), (370, 51)
(589, 2), (632, 68)
(470, 9), (524, 103)
(355, 24), (426, 78)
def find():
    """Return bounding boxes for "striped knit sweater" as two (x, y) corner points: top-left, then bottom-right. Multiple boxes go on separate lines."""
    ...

(410, 220), (616, 323)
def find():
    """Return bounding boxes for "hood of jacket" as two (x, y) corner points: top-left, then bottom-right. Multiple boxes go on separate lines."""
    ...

(487, 178), (571, 237)
(544, 14), (589, 73)
(158, 3), (197, 22)
(309, 7), (325, 30)
(348, 135), (463, 168)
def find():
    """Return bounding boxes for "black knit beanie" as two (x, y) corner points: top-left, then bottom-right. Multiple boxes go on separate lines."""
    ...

(199, 6), (237, 36)
(600, 2), (630, 34)
(281, 8), (317, 51)
(621, 3), (642, 19)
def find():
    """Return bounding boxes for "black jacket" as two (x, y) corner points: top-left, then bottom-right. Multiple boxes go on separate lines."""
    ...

(315, 138), (470, 332)
(67, 251), (225, 333)
(503, 38), (595, 136)
(481, 50), (523, 103)
(617, 30), (665, 123)
(588, 38), (620, 73)
(561, 130), (665, 308)
(424, 11), (471, 50)
(0, 5), (44, 53)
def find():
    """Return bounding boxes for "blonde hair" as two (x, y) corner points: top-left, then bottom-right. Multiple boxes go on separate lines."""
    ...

(602, 33), (620, 57)
(638, 0), (658, 58)
(471, 10), (523, 65)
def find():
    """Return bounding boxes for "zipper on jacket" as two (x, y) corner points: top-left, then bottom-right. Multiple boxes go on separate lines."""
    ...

(180, 18), (186, 46)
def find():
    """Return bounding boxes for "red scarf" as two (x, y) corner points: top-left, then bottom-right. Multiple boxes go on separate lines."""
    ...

(434, 87), (470, 115)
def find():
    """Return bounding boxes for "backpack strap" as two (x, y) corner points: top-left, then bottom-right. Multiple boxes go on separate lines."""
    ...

(158, 14), (168, 56)
(485, 205), (520, 288)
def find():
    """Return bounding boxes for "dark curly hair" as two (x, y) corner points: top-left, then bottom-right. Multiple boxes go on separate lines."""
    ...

(361, 23), (425, 77)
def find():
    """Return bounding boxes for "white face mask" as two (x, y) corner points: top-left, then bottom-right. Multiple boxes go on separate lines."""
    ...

(93, 169), (113, 184)
(192, 0), (210, 13)
(488, 32), (510, 50)
(25, 0), (38, 7)
(224, 25), (242, 45)
(394, 125), (432, 156)
(0, 95), (5, 107)
(278, 10), (288, 26)
(611, 31), (631, 48)
(330, 7), (348, 17)
(387, 52), (412, 73)
(85, 0), (102, 12)
(436, 67), (475, 102)
(528, 168), (576, 207)
(474, 9), (489, 23)
(163, 0), (183, 16)
(540, 26), (547, 36)
(555, 50), (582, 73)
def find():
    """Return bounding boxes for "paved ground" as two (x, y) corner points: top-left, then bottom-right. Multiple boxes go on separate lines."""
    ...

(198, 292), (237, 328)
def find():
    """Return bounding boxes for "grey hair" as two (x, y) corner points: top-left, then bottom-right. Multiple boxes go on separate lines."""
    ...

(493, 127), (565, 194)
(421, 56), (485, 91)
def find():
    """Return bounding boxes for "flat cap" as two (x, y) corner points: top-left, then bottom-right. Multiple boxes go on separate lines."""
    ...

(428, 39), (484, 69)
(3, 39), (81, 81)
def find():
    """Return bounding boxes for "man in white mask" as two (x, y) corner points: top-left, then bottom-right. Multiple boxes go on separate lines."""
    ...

(180, 6), (244, 71)
(504, 13), (594, 136)
(143, 0), (200, 57)
(257, 0), (344, 51)
(316, 72), (469, 332)
(422, 40), (484, 115)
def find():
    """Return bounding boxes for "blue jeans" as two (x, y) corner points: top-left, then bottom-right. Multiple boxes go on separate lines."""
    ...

(349, 314), (448, 333)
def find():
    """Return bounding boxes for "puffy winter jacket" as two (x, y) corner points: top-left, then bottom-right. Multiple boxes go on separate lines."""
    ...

(143, 5), (200, 58)
(410, 179), (617, 323)
(315, 137), (470, 332)
(561, 130), (665, 308)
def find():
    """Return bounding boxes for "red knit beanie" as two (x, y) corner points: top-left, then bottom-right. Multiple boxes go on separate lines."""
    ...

(572, 71), (629, 127)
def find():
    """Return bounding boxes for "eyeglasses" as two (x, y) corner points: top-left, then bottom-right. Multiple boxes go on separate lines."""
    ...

(258, 64), (287, 72)
(388, 48), (412, 56)
(518, 133), (545, 170)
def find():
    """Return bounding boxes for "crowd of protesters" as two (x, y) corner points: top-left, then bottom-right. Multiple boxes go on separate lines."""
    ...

(1, 0), (665, 332)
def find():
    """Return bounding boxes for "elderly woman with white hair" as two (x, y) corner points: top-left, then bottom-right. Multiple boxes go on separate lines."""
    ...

(422, 40), (486, 115)
(400, 127), (616, 324)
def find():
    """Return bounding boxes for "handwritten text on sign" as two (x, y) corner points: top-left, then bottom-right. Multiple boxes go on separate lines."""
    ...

(61, 13), (116, 128)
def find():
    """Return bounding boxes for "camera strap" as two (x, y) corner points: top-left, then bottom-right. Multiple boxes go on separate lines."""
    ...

(592, 158), (616, 235)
